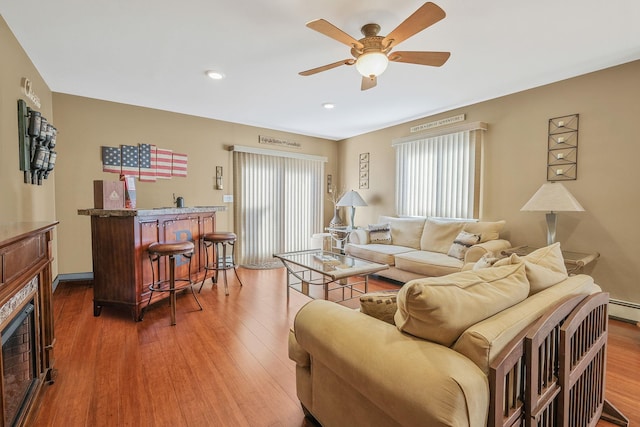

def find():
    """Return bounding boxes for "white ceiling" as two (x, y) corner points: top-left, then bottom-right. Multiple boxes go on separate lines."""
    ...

(2, 1), (640, 141)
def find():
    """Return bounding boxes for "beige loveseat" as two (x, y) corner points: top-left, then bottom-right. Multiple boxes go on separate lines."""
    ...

(345, 216), (511, 282)
(288, 244), (605, 426)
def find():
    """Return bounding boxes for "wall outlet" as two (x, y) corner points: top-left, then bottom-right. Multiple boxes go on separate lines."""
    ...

(223, 194), (233, 203)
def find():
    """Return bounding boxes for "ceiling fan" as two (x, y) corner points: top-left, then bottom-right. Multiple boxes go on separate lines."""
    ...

(299, 2), (450, 91)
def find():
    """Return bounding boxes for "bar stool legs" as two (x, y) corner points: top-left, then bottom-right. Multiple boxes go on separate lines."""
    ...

(140, 240), (203, 325)
(200, 232), (244, 296)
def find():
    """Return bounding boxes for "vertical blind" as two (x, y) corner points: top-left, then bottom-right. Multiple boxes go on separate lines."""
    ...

(233, 147), (324, 268)
(394, 124), (485, 219)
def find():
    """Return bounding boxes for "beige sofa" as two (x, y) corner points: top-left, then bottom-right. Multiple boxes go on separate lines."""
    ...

(345, 216), (511, 282)
(288, 244), (603, 426)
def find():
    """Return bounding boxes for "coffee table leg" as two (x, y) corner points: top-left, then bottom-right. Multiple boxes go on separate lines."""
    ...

(286, 270), (290, 302)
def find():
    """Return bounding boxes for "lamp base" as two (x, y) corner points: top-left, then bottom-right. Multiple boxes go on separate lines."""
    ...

(350, 207), (356, 228)
(545, 212), (557, 246)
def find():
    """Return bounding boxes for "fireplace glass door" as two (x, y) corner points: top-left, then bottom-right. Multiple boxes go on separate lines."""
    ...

(2, 301), (37, 427)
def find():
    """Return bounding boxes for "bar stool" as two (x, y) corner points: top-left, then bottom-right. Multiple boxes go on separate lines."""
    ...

(140, 240), (203, 325)
(200, 232), (244, 295)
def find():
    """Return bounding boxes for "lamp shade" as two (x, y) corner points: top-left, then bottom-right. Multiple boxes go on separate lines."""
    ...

(520, 183), (584, 212)
(355, 52), (389, 78)
(336, 190), (368, 207)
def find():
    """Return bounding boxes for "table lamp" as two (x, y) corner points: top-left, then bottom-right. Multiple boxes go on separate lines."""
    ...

(336, 190), (367, 229)
(520, 182), (584, 245)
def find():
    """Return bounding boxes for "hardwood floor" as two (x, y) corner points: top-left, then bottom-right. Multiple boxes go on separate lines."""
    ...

(32, 269), (638, 426)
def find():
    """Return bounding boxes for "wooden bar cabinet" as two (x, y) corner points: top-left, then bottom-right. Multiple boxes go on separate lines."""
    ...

(78, 207), (225, 321)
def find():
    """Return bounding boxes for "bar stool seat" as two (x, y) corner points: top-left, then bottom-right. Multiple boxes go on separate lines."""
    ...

(140, 240), (203, 325)
(200, 232), (244, 295)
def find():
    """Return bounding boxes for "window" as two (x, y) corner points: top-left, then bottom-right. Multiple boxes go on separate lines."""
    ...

(233, 146), (325, 268)
(394, 122), (486, 219)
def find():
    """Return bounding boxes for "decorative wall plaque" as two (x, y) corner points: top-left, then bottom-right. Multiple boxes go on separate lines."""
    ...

(547, 114), (578, 181)
(359, 153), (369, 189)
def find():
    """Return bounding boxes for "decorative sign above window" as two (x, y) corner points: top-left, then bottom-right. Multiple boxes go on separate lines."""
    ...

(547, 114), (578, 181)
(410, 114), (465, 133)
(259, 135), (301, 149)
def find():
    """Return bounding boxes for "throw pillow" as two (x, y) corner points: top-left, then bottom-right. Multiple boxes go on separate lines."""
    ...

(472, 253), (501, 271)
(368, 223), (392, 244)
(463, 220), (506, 243)
(420, 219), (468, 253)
(493, 243), (568, 295)
(394, 263), (530, 346)
(447, 231), (482, 260)
(360, 290), (399, 325)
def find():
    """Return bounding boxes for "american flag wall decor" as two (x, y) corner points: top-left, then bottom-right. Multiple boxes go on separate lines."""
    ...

(156, 148), (173, 179)
(139, 144), (157, 182)
(102, 146), (121, 173)
(172, 152), (188, 177)
(121, 145), (139, 177)
(99, 145), (186, 180)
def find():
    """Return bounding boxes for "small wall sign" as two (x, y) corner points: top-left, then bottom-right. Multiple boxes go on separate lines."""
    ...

(410, 114), (465, 133)
(259, 135), (301, 149)
(21, 78), (41, 108)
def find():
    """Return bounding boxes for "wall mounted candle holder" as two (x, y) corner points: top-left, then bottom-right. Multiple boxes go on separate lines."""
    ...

(547, 114), (578, 181)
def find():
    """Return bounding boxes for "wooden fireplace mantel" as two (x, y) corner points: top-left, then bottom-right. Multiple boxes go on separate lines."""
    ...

(0, 221), (57, 427)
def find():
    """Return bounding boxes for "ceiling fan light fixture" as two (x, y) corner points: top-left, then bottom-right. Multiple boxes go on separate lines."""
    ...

(355, 52), (389, 78)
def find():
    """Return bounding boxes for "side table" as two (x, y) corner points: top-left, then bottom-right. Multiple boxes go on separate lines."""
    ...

(501, 245), (600, 274)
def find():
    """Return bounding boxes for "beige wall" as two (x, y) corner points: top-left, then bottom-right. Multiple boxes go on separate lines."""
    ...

(339, 60), (640, 303)
(4, 15), (639, 305)
(0, 17), (58, 276)
(52, 94), (339, 274)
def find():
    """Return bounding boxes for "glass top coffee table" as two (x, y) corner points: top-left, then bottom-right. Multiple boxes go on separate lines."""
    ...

(274, 249), (388, 303)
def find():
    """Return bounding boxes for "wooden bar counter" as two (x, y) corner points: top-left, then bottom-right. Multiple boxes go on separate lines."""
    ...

(78, 207), (225, 321)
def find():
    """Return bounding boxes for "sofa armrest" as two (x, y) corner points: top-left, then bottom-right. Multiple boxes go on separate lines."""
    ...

(291, 299), (489, 427)
(348, 228), (369, 244)
(465, 239), (511, 264)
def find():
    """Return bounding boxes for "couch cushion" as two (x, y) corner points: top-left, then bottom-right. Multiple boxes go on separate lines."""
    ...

(368, 223), (392, 244)
(420, 219), (468, 253)
(345, 243), (414, 266)
(494, 243), (568, 295)
(360, 290), (399, 325)
(463, 220), (506, 243)
(395, 263), (530, 346)
(447, 231), (482, 260)
(395, 250), (464, 277)
(379, 216), (426, 250)
(453, 274), (600, 375)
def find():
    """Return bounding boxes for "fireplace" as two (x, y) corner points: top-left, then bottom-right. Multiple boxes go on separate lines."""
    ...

(0, 222), (57, 427)
(2, 300), (37, 427)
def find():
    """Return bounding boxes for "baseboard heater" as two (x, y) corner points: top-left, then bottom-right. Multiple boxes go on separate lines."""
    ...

(609, 298), (640, 324)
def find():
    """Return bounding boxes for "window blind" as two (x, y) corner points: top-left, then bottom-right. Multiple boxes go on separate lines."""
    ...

(233, 148), (324, 268)
(394, 123), (485, 219)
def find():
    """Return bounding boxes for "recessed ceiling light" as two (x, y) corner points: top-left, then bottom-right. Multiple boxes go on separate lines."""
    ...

(322, 103), (335, 109)
(206, 70), (225, 80)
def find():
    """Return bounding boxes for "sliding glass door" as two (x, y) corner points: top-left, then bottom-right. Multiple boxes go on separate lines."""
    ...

(233, 147), (325, 268)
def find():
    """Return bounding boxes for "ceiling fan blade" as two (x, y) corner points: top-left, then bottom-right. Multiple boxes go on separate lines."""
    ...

(388, 51), (450, 66)
(306, 19), (364, 49)
(299, 59), (355, 76)
(383, 2), (446, 48)
(361, 76), (377, 91)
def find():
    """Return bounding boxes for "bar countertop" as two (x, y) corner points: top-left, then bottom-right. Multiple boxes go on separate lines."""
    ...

(77, 206), (226, 217)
